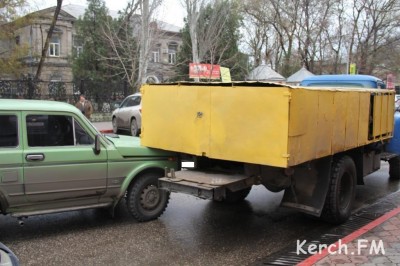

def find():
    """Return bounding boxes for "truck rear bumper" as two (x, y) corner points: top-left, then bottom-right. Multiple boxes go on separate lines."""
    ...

(159, 169), (256, 201)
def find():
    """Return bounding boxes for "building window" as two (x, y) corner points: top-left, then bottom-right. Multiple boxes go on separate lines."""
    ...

(168, 53), (176, 64)
(73, 35), (83, 57)
(168, 43), (178, 64)
(151, 49), (160, 63)
(76, 46), (83, 56)
(49, 36), (60, 57)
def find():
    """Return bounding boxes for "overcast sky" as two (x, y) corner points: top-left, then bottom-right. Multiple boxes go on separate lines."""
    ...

(28, 0), (186, 27)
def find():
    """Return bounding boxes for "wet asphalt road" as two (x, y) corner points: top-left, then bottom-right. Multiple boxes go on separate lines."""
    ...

(1, 162), (399, 265)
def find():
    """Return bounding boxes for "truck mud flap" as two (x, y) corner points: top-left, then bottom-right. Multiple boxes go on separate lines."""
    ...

(280, 156), (332, 217)
(159, 169), (255, 201)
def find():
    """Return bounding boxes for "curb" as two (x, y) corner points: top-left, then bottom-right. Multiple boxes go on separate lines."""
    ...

(297, 206), (400, 265)
(99, 129), (113, 133)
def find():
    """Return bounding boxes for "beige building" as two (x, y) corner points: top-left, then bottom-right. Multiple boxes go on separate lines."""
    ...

(0, 4), (182, 84)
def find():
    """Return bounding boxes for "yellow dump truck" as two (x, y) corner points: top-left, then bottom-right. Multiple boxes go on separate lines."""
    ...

(141, 82), (396, 224)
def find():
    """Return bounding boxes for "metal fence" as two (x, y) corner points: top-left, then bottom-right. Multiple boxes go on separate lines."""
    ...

(0, 79), (132, 113)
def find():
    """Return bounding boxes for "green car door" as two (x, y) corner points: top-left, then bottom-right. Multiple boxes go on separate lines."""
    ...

(22, 112), (108, 203)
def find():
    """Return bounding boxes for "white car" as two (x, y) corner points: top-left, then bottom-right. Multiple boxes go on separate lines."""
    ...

(111, 93), (142, 136)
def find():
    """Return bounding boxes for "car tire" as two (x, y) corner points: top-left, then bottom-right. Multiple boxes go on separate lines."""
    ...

(126, 173), (170, 222)
(112, 117), (119, 134)
(130, 119), (139, 136)
(320, 156), (356, 224)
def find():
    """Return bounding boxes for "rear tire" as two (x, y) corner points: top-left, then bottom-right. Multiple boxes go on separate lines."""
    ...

(130, 119), (139, 136)
(320, 156), (356, 224)
(126, 173), (170, 222)
(389, 157), (400, 180)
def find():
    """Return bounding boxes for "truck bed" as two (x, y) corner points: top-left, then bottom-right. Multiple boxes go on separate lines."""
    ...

(141, 82), (394, 168)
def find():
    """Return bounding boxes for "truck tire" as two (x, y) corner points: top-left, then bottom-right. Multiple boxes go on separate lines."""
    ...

(389, 157), (400, 180)
(130, 119), (139, 136)
(126, 173), (170, 222)
(321, 156), (356, 224)
(219, 187), (252, 203)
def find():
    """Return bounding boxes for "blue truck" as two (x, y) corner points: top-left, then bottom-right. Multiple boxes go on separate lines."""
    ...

(300, 74), (386, 89)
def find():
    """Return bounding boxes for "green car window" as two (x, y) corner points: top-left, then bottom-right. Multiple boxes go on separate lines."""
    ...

(0, 115), (18, 147)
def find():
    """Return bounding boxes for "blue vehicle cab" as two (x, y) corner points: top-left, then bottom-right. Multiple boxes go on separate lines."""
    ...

(300, 74), (386, 89)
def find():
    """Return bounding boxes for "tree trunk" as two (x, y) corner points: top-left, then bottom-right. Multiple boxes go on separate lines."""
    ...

(138, 0), (149, 88)
(35, 0), (63, 80)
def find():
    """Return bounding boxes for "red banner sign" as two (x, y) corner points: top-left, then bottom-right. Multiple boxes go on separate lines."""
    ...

(387, 73), (395, 89)
(189, 63), (220, 79)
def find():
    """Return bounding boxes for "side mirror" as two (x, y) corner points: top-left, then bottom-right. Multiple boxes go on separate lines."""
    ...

(93, 134), (101, 155)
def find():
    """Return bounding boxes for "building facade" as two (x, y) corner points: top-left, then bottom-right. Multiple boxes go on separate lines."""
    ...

(0, 4), (182, 84)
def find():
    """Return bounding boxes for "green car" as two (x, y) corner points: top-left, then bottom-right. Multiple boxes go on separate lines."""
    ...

(0, 99), (179, 222)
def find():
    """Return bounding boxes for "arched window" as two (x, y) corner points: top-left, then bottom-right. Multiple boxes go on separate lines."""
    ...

(146, 75), (160, 84)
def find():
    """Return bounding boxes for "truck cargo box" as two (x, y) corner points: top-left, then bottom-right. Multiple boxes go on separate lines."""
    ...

(141, 82), (394, 168)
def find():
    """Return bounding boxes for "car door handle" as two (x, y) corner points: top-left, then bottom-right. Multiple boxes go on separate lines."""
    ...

(26, 154), (45, 161)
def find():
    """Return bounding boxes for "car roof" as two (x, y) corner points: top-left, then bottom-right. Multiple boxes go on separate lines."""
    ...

(0, 99), (81, 114)
(126, 93), (141, 97)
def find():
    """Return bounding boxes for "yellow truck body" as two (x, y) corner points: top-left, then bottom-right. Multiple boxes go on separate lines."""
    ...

(141, 82), (394, 168)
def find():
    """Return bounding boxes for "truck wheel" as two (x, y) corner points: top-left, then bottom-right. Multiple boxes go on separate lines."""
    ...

(321, 156), (356, 224)
(112, 117), (119, 134)
(219, 187), (252, 203)
(126, 173), (170, 222)
(389, 157), (400, 180)
(130, 119), (139, 136)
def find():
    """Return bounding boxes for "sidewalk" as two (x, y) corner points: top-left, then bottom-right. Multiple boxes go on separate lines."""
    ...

(298, 206), (400, 265)
(92, 121), (113, 133)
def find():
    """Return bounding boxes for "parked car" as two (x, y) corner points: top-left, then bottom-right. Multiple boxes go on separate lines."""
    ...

(0, 242), (19, 266)
(0, 99), (179, 222)
(111, 93), (142, 136)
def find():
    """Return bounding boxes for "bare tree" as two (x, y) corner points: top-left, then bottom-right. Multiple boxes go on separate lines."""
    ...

(183, 0), (206, 66)
(242, 0), (282, 68)
(0, 0), (28, 22)
(324, 0), (347, 74)
(241, 0), (400, 78)
(268, 0), (301, 77)
(138, 0), (163, 86)
(351, 0), (400, 74)
(94, 0), (163, 90)
(183, 0), (242, 81)
(100, 1), (141, 87)
(0, 0), (30, 77)
(295, 0), (333, 72)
